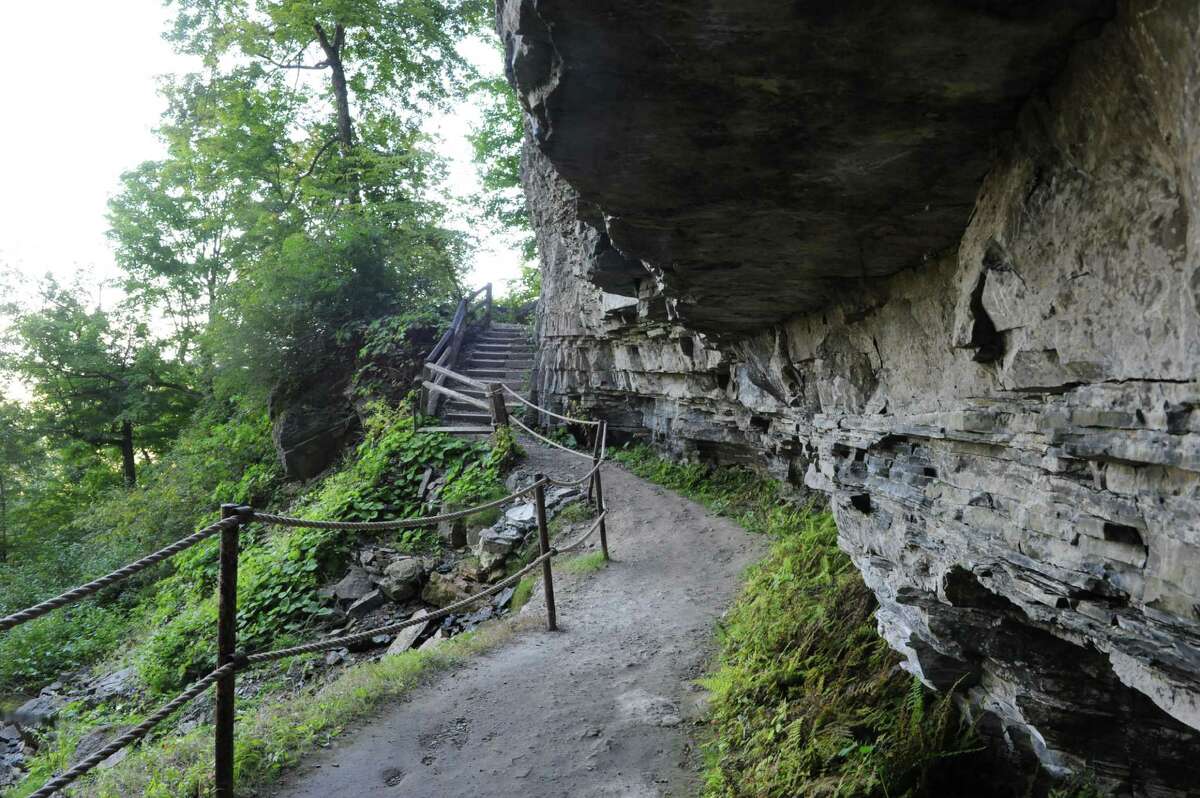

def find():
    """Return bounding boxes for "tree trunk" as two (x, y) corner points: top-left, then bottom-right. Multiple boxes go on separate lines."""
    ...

(120, 421), (137, 488)
(314, 22), (360, 203)
(0, 470), (8, 564)
(314, 23), (354, 153)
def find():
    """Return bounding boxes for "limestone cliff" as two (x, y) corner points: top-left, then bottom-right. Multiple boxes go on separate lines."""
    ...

(499, 1), (1200, 793)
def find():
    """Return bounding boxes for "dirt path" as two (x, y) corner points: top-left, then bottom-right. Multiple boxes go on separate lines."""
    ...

(270, 440), (765, 798)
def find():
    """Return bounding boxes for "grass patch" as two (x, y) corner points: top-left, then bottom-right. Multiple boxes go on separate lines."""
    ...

(50, 623), (514, 797)
(465, 505), (502, 529)
(548, 500), (593, 539)
(559, 551), (607, 574)
(613, 445), (978, 798)
(510, 575), (536, 612)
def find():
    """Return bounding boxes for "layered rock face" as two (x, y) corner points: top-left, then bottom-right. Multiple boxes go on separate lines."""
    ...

(500, 0), (1200, 794)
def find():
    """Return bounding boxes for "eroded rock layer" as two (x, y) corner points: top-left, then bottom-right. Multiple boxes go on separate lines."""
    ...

(501, 0), (1200, 793)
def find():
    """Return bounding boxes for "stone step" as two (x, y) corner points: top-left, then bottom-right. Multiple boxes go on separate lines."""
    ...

(466, 368), (530, 379)
(467, 359), (534, 369)
(419, 425), (494, 435)
(444, 398), (520, 410)
(476, 341), (527, 349)
(444, 411), (493, 424)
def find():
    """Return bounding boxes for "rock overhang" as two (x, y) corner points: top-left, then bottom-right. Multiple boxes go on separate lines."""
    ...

(500, 0), (1116, 336)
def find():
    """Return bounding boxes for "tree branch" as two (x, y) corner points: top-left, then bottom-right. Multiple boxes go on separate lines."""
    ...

(283, 137), (340, 207)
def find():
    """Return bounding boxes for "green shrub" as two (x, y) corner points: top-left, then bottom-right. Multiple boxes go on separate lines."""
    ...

(134, 403), (510, 693)
(0, 604), (127, 689)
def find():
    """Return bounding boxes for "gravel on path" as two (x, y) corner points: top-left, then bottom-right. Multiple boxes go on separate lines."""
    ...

(269, 438), (765, 798)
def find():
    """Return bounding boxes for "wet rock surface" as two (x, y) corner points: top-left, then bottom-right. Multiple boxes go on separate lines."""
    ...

(503, 0), (1200, 793)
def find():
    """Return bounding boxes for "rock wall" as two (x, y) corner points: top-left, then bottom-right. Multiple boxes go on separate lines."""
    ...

(502, 1), (1200, 794)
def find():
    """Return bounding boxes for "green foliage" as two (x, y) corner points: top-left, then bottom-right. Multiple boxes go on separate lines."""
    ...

(510, 575), (536, 612)
(468, 69), (536, 260)
(614, 445), (978, 797)
(0, 402), (281, 692)
(134, 403), (506, 693)
(2, 279), (199, 486)
(559, 551), (607, 574)
(440, 424), (520, 509)
(71, 621), (510, 797)
(0, 605), (127, 689)
(548, 500), (592, 539)
(1049, 777), (1104, 798)
(351, 310), (447, 401)
(492, 263), (541, 323)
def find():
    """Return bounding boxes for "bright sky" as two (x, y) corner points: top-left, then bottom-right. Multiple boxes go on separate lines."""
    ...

(0, 2), (523, 308)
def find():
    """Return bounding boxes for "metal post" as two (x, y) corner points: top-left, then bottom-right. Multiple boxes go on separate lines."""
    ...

(533, 479), (556, 631)
(487, 383), (508, 429)
(215, 504), (242, 798)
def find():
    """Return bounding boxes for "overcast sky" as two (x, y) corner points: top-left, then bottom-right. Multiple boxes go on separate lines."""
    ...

(0, 2), (523, 308)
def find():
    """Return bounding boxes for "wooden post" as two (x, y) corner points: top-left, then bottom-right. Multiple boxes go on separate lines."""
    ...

(487, 383), (508, 429)
(214, 504), (243, 798)
(484, 282), (493, 328)
(587, 421), (604, 504)
(593, 422), (610, 561)
(533, 479), (556, 631)
(416, 369), (430, 420)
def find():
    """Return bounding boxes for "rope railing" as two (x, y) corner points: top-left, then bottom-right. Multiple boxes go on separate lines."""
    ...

(3, 353), (616, 798)
(544, 458), (604, 488)
(555, 511), (608, 555)
(28, 663), (236, 798)
(245, 552), (551, 665)
(502, 384), (600, 426)
(0, 515), (243, 632)
(510, 415), (597, 460)
(250, 482), (544, 531)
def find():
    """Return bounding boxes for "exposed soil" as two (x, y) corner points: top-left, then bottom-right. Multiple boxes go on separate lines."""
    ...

(269, 438), (764, 797)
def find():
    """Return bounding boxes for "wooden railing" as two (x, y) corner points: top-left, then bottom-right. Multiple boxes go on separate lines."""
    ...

(415, 283), (492, 418)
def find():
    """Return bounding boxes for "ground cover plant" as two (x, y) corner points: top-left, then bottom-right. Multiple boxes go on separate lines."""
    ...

(612, 445), (980, 797)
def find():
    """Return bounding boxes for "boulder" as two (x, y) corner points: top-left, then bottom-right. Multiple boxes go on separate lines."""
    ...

(492, 586), (516, 610)
(377, 558), (424, 602)
(476, 525), (526, 569)
(419, 631), (446, 651)
(0, 724), (24, 786)
(346, 589), (385, 619)
(421, 573), (477, 608)
(69, 725), (132, 769)
(14, 694), (65, 729)
(503, 503), (536, 530)
(84, 667), (138, 705)
(269, 379), (358, 480)
(385, 610), (431, 656)
(546, 487), (581, 511)
(332, 567), (375, 604)
(438, 517), (468, 548)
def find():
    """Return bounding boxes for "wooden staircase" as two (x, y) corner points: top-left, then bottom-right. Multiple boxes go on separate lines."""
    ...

(424, 322), (534, 436)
